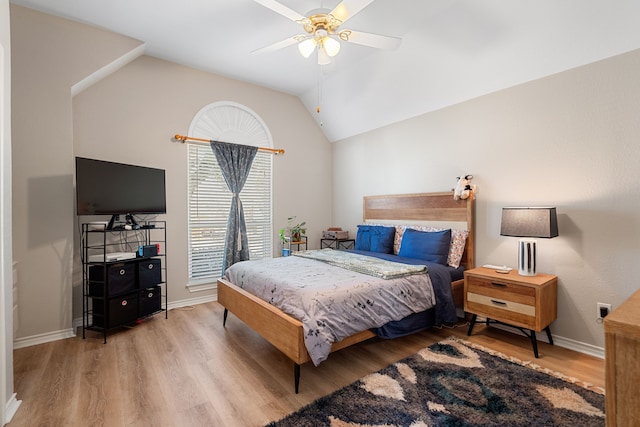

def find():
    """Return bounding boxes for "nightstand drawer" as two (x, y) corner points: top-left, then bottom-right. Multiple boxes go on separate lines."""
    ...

(466, 276), (536, 306)
(466, 292), (537, 328)
(466, 292), (535, 316)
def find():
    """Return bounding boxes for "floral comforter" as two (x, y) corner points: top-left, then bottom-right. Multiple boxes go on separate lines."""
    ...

(222, 250), (436, 366)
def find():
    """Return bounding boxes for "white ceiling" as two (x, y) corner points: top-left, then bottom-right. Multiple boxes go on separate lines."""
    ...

(10, 0), (640, 142)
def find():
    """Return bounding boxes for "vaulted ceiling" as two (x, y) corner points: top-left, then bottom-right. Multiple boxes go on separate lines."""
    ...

(10, 0), (640, 142)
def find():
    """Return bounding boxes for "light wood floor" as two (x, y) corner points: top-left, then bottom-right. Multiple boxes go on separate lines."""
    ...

(10, 302), (604, 426)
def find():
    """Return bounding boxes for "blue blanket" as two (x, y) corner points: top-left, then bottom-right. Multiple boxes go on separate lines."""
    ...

(347, 250), (460, 337)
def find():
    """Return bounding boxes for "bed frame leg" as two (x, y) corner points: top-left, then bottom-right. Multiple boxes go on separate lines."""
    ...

(223, 308), (228, 327)
(294, 363), (300, 394)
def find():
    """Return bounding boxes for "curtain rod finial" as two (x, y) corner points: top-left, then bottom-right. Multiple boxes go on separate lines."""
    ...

(174, 134), (187, 142)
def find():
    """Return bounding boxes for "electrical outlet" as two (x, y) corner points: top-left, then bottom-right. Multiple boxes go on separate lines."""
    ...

(597, 302), (612, 319)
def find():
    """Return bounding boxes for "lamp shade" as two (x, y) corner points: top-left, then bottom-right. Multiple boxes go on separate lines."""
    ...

(322, 36), (341, 57)
(500, 207), (559, 238)
(298, 38), (317, 58)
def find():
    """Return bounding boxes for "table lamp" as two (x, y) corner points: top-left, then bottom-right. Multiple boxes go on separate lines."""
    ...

(500, 207), (558, 276)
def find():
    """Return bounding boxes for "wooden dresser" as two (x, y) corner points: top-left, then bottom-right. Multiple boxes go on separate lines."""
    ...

(604, 289), (640, 427)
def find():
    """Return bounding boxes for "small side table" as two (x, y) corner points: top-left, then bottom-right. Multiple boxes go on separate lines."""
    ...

(289, 236), (307, 252)
(320, 238), (355, 250)
(464, 267), (558, 358)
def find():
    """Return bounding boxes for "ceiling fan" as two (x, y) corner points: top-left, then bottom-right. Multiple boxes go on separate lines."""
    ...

(253, 0), (402, 65)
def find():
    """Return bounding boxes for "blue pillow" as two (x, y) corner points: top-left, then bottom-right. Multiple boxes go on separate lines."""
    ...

(398, 228), (451, 265)
(355, 225), (395, 254)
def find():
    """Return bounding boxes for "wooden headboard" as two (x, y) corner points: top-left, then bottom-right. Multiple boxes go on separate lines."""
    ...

(362, 191), (475, 271)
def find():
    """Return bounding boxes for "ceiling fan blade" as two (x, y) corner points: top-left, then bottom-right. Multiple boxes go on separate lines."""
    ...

(253, 0), (306, 22)
(330, 0), (375, 25)
(340, 29), (402, 50)
(252, 36), (301, 54)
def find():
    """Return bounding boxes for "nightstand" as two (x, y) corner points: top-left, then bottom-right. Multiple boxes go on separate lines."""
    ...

(464, 267), (558, 358)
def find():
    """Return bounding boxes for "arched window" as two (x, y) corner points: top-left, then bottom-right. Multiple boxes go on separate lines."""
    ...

(187, 102), (273, 288)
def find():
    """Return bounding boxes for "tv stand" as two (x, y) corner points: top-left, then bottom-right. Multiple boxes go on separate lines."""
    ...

(81, 220), (168, 343)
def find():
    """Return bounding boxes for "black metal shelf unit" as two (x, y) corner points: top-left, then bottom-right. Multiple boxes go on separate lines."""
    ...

(81, 220), (168, 343)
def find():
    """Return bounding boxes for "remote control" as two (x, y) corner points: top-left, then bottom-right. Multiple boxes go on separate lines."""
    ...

(482, 264), (512, 271)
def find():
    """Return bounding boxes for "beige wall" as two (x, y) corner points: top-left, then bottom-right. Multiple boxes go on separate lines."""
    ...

(10, 5), (144, 342)
(10, 5), (331, 342)
(333, 48), (640, 352)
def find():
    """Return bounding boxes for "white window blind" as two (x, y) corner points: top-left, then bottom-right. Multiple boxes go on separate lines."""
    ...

(188, 144), (272, 284)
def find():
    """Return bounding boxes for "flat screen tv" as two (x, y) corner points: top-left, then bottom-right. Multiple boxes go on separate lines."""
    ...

(75, 157), (166, 228)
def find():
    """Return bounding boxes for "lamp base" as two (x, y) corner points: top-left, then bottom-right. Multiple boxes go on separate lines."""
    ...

(518, 239), (537, 276)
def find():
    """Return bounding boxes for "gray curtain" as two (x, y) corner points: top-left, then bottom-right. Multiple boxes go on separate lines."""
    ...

(210, 140), (258, 272)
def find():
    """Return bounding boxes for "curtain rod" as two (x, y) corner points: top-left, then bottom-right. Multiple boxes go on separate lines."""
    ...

(174, 134), (285, 155)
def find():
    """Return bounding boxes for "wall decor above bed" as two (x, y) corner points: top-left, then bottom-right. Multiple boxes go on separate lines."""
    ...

(217, 191), (475, 393)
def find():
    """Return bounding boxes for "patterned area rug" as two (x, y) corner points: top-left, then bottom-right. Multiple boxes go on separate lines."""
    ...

(267, 337), (605, 427)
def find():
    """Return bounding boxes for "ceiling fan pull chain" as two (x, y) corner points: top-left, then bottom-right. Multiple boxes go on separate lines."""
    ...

(316, 64), (323, 114)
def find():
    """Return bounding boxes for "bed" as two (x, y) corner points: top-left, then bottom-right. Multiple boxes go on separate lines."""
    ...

(217, 191), (475, 392)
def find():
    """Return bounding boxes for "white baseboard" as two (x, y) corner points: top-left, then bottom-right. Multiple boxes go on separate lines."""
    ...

(5, 393), (21, 424)
(553, 334), (604, 359)
(13, 328), (76, 350)
(481, 322), (605, 359)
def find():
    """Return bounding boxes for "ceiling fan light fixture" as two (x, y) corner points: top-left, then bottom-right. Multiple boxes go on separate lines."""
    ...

(323, 36), (341, 57)
(298, 38), (317, 58)
(254, 0), (401, 63)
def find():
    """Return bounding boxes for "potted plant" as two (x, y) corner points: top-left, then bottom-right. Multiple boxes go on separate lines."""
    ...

(278, 228), (291, 257)
(286, 216), (306, 243)
(278, 228), (289, 245)
(278, 217), (306, 256)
